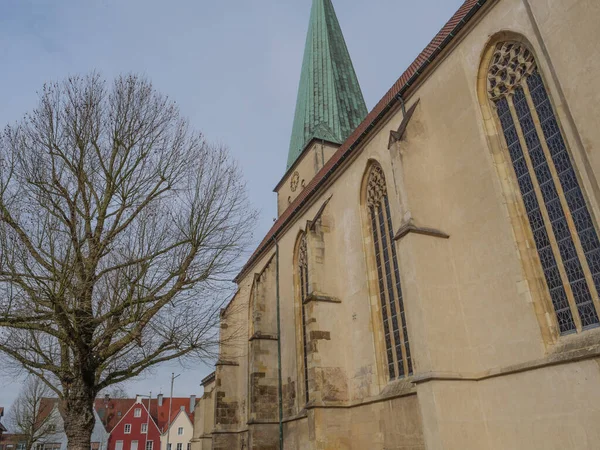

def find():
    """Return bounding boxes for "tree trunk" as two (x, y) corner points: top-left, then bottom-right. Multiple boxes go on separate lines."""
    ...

(60, 380), (96, 450)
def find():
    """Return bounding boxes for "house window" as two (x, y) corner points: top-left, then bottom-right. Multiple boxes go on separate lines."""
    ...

(16, 444), (25, 450)
(141, 422), (147, 434)
(115, 442), (123, 450)
(177, 426), (184, 436)
(187, 444), (191, 450)
(134, 408), (142, 418)
(124, 424), (131, 434)
(167, 445), (171, 450)
(145, 442), (153, 450)
(176, 444), (182, 450)
(130, 441), (138, 450)
(488, 41), (600, 334)
(366, 164), (413, 380)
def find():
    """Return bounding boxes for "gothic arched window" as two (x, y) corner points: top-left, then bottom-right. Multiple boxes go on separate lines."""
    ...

(366, 164), (413, 379)
(297, 233), (310, 403)
(488, 41), (600, 334)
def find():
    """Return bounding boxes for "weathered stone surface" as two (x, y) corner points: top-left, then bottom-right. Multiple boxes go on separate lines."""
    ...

(193, 1), (600, 449)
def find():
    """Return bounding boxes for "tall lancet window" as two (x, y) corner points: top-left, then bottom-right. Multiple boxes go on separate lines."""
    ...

(488, 42), (600, 334)
(366, 164), (413, 380)
(297, 233), (310, 403)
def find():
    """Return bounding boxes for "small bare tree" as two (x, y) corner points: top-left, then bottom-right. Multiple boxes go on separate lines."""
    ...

(0, 73), (255, 449)
(9, 377), (58, 450)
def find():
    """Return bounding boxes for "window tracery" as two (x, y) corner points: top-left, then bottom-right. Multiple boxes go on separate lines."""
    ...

(297, 233), (310, 403)
(366, 164), (413, 379)
(488, 41), (600, 334)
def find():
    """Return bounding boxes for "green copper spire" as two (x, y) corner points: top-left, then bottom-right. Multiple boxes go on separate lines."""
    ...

(286, 0), (368, 170)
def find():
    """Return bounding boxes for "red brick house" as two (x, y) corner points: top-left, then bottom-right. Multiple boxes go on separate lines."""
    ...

(107, 398), (161, 450)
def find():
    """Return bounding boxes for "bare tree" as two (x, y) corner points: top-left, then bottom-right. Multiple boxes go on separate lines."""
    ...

(0, 73), (256, 449)
(9, 377), (59, 450)
(98, 385), (129, 400)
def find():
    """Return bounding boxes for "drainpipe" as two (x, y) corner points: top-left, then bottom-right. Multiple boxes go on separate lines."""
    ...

(274, 236), (284, 450)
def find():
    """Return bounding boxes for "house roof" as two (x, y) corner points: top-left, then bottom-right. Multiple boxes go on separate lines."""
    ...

(32, 398), (59, 428)
(94, 398), (136, 433)
(234, 0), (489, 284)
(287, 0), (367, 169)
(145, 397), (196, 433)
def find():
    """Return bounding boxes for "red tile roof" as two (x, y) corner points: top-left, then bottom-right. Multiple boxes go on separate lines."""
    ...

(144, 397), (196, 433)
(33, 398), (59, 427)
(234, 0), (488, 283)
(94, 396), (196, 433)
(94, 398), (136, 432)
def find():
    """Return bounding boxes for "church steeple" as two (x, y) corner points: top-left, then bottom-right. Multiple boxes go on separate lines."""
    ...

(286, 0), (368, 170)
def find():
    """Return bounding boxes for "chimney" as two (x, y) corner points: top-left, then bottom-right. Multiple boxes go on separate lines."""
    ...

(158, 394), (163, 407)
(189, 395), (196, 413)
(136, 395), (143, 404)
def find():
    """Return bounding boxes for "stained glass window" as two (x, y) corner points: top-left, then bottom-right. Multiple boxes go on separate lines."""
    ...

(297, 233), (310, 403)
(366, 164), (413, 379)
(488, 42), (600, 334)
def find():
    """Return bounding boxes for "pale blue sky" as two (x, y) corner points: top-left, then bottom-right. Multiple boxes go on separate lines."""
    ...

(0, 0), (464, 410)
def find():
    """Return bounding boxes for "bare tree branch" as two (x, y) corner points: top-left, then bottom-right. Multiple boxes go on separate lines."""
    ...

(8, 377), (60, 450)
(0, 73), (256, 450)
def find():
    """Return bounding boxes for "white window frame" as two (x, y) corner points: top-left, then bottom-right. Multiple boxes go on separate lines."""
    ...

(176, 444), (182, 450)
(124, 424), (131, 434)
(177, 427), (184, 435)
(130, 441), (138, 450)
(141, 422), (147, 434)
(145, 442), (153, 450)
(115, 442), (123, 450)
(134, 408), (142, 418)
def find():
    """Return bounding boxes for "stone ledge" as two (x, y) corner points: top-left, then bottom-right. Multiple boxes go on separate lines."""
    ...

(283, 410), (308, 424)
(247, 419), (279, 425)
(412, 339), (600, 384)
(304, 380), (417, 411)
(212, 428), (248, 435)
(394, 221), (450, 241)
(249, 332), (279, 342)
(190, 435), (213, 441)
(216, 360), (240, 367)
(304, 293), (341, 304)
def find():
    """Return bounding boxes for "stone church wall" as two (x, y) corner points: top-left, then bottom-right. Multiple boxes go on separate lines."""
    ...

(204, 0), (600, 448)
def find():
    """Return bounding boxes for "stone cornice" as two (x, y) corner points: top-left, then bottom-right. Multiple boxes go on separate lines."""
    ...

(413, 338), (600, 384)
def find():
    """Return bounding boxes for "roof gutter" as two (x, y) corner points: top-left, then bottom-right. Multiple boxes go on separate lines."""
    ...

(235, 0), (489, 283)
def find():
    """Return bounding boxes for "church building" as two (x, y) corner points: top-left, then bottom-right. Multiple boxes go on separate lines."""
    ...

(191, 0), (600, 448)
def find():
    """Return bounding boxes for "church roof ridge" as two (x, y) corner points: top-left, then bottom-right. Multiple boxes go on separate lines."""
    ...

(234, 0), (489, 284)
(286, 0), (368, 170)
